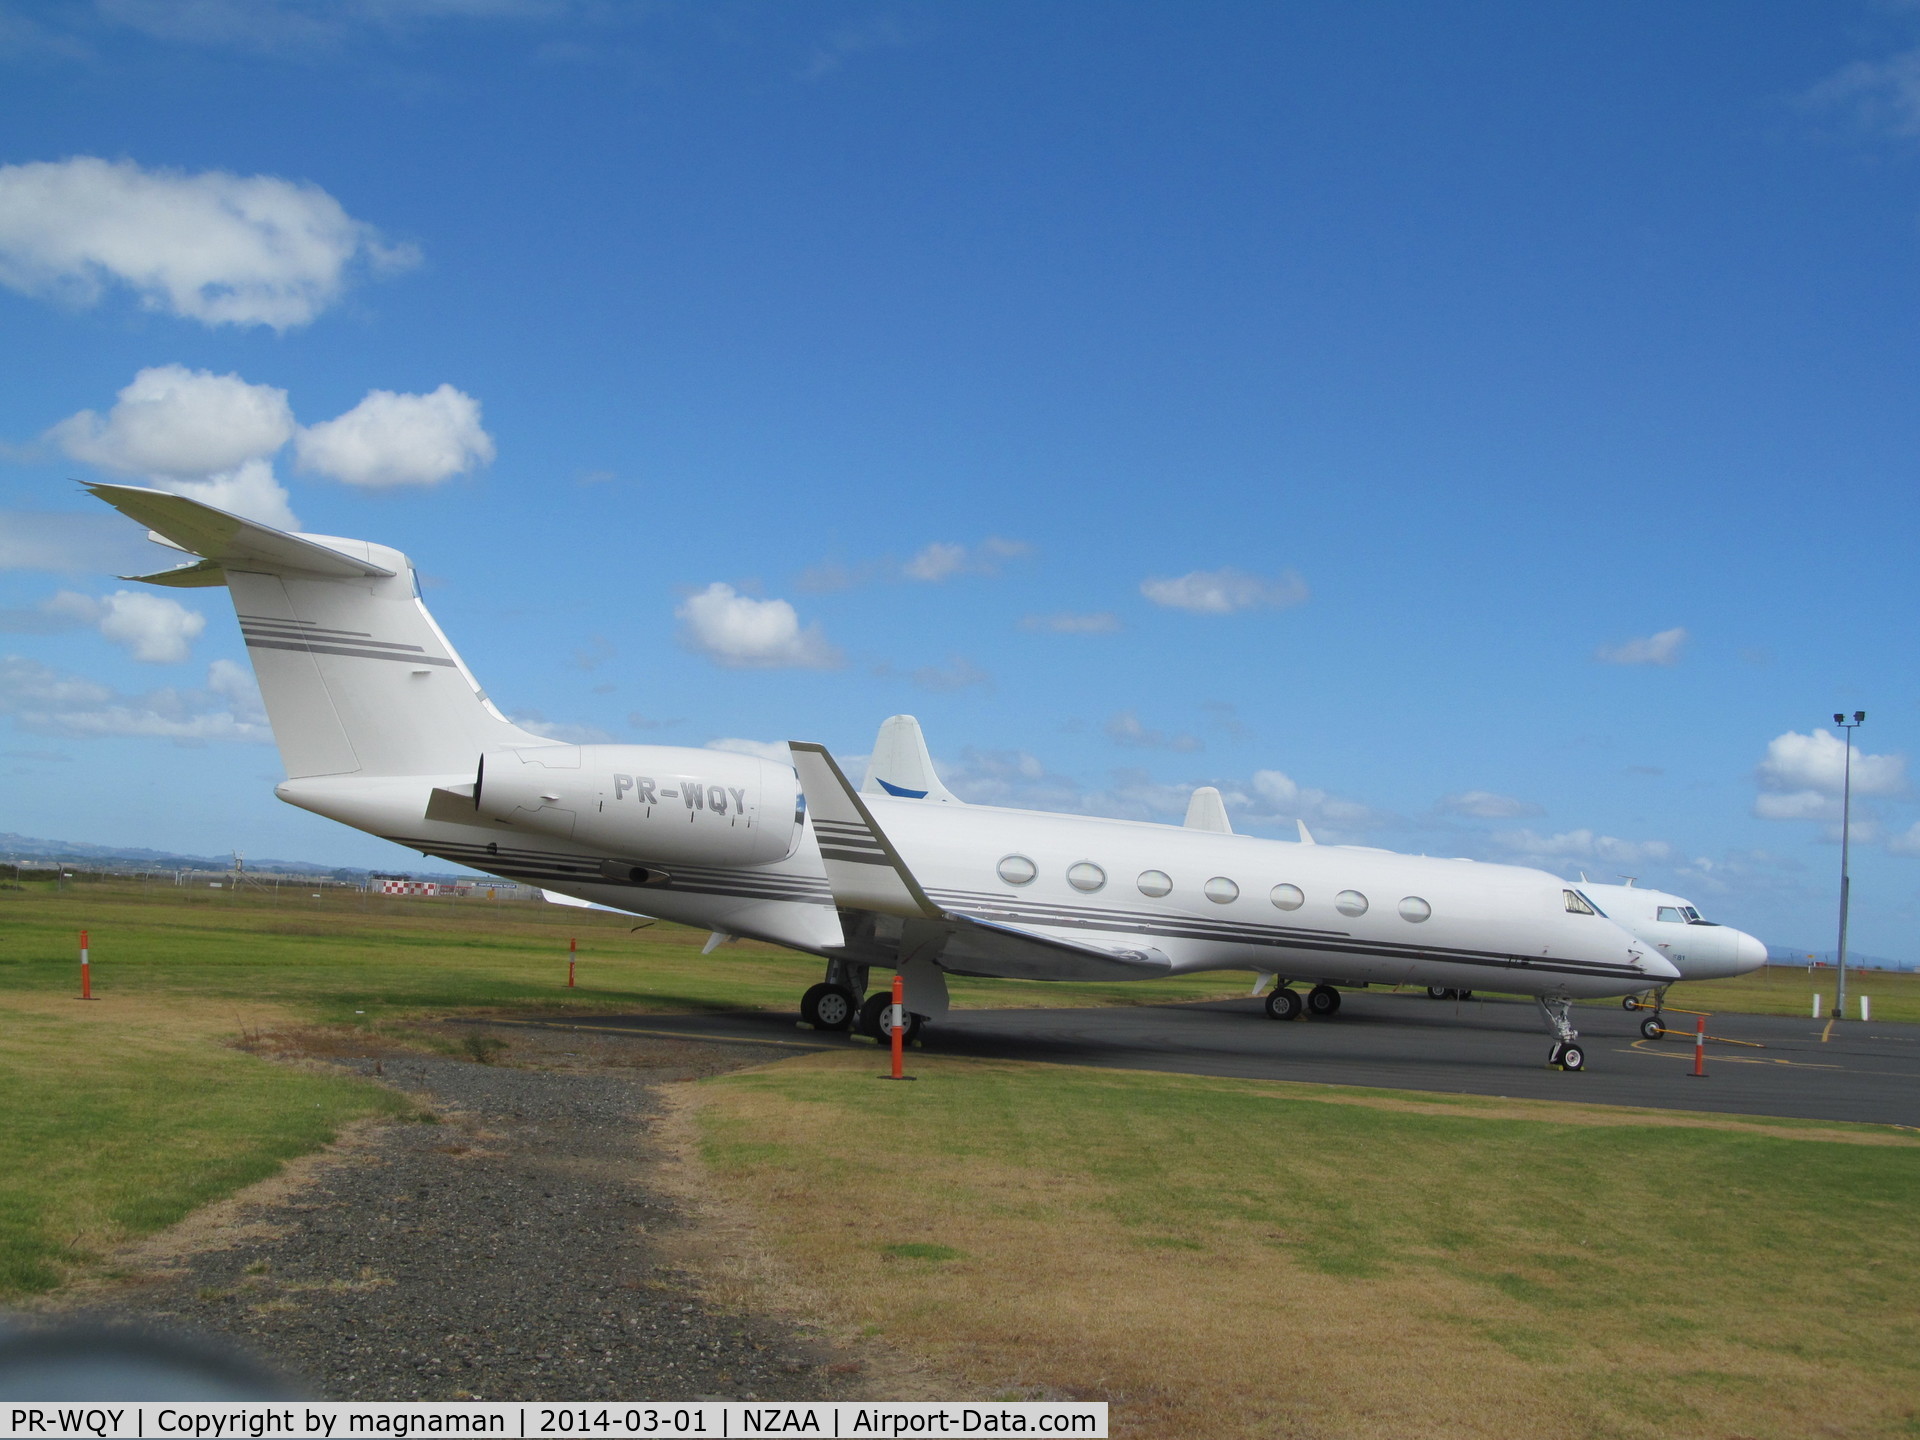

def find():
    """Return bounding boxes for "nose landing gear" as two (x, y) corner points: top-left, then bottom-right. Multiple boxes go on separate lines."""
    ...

(1538, 996), (1585, 1071)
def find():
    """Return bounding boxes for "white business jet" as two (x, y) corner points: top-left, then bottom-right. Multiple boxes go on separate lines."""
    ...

(89, 486), (1675, 1071)
(87, 484), (846, 954)
(1558, 879), (1766, 1036)
(801, 719), (1678, 1071)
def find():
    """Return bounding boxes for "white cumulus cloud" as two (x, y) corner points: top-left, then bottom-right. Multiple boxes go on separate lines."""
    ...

(1493, 828), (1675, 868)
(1140, 567), (1308, 615)
(295, 384), (495, 488)
(1103, 710), (1201, 752)
(1887, 822), (1920, 857)
(1752, 790), (1838, 823)
(0, 157), (416, 329)
(39, 589), (207, 663)
(902, 537), (1030, 582)
(49, 364), (294, 478)
(1437, 790), (1544, 819)
(675, 583), (840, 670)
(0, 655), (272, 743)
(1594, 626), (1687, 666)
(1756, 730), (1905, 798)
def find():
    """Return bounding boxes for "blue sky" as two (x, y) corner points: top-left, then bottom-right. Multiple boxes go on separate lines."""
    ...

(2, 1), (1918, 957)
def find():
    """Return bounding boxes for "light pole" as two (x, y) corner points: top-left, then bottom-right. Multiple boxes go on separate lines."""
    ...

(1832, 710), (1865, 1021)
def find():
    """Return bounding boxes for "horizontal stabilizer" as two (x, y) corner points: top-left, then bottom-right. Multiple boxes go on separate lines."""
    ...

(86, 483), (394, 580)
(120, 558), (229, 588)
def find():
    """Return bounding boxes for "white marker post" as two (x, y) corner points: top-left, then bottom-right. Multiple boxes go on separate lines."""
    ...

(1860, 995), (1870, 1022)
(1813, 994), (1823, 1019)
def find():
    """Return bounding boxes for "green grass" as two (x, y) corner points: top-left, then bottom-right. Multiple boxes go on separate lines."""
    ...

(698, 1054), (1920, 1438)
(0, 878), (1258, 1021)
(0, 1001), (412, 1294)
(1665, 964), (1920, 1023)
(0, 877), (1252, 1299)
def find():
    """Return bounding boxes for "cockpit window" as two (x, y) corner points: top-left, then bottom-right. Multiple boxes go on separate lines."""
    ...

(1680, 905), (1704, 923)
(1563, 890), (1597, 915)
(1657, 906), (1683, 922)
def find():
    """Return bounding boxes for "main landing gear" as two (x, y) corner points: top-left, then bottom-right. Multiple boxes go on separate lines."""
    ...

(799, 959), (925, 1044)
(1426, 986), (1475, 1000)
(1263, 983), (1341, 1020)
(1538, 996), (1585, 1072)
(799, 982), (857, 1031)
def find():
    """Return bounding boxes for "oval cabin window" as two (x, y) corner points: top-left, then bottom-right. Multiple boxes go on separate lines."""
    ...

(1270, 884), (1305, 911)
(1067, 862), (1107, 893)
(1205, 876), (1240, 904)
(1398, 896), (1431, 922)
(1137, 870), (1173, 897)
(997, 855), (1037, 887)
(1335, 890), (1369, 917)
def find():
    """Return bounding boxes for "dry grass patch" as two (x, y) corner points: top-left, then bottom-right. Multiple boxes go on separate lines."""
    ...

(691, 1052), (1920, 1440)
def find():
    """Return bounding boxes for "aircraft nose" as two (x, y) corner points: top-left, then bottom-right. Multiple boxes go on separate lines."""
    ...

(1733, 930), (1767, 975)
(1637, 945), (1681, 982)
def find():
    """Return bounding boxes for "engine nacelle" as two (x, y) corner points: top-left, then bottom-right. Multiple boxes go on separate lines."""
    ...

(474, 743), (799, 868)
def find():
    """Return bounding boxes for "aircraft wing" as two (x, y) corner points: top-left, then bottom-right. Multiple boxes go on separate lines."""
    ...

(938, 913), (1173, 981)
(789, 740), (1173, 983)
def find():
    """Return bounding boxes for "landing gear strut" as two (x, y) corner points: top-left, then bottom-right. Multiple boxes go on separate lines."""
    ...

(1538, 996), (1585, 1071)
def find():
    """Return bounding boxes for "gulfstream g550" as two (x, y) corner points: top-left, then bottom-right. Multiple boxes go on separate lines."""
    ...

(92, 484), (1676, 1071)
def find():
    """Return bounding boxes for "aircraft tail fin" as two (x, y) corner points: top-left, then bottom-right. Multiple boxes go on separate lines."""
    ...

(859, 714), (962, 803)
(1183, 786), (1233, 833)
(90, 483), (543, 781)
(1297, 819), (1316, 845)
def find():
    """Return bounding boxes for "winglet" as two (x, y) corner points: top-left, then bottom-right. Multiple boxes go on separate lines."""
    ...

(860, 715), (963, 803)
(1183, 786), (1233, 834)
(789, 741), (943, 919)
(87, 482), (394, 580)
(1297, 819), (1316, 845)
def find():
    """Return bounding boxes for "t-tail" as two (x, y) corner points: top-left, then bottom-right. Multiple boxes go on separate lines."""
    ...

(859, 714), (963, 803)
(89, 483), (545, 778)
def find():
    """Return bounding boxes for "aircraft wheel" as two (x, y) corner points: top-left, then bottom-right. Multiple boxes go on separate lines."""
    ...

(1427, 986), (1448, 999)
(1307, 984), (1342, 1017)
(859, 991), (923, 1045)
(801, 983), (857, 1031)
(1264, 988), (1303, 1021)
(1639, 1016), (1664, 1040)
(1559, 1044), (1586, 1072)
(1548, 1041), (1566, 1068)
(1622, 995), (1642, 1012)
(1457, 990), (1474, 1000)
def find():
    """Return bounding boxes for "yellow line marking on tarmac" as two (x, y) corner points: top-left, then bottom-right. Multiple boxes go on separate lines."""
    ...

(488, 1018), (843, 1051)
(1626, 1039), (1842, 1069)
(1822, 1017), (1836, 1043)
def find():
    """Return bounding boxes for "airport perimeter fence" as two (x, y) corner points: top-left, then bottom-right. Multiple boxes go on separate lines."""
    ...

(1, 863), (537, 902)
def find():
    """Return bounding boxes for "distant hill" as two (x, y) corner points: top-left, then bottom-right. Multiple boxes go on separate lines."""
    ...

(0, 832), (474, 882)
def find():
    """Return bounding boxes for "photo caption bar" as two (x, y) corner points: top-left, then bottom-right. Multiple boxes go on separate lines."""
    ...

(1, 1402), (1107, 1440)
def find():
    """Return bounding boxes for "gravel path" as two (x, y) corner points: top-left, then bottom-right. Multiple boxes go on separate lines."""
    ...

(62, 1029), (874, 1401)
